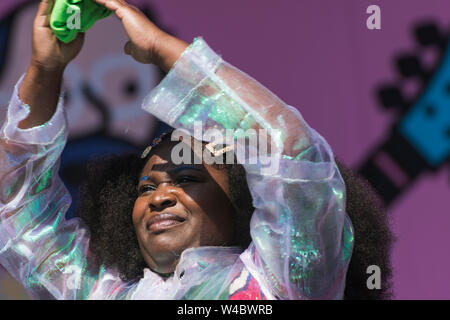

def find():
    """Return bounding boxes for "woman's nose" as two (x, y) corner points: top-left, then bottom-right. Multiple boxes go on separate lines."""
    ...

(149, 186), (177, 211)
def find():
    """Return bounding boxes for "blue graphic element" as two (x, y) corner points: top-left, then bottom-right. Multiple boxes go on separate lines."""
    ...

(60, 135), (140, 219)
(61, 136), (140, 166)
(357, 22), (448, 205)
(399, 39), (450, 167)
(0, 15), (12, 77)
(0, 24), (7, 65)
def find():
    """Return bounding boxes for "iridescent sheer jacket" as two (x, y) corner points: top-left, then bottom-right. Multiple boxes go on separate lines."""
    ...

(0, 38), (353, 300)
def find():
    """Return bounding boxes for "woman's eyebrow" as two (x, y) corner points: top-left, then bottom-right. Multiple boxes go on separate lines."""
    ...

(139, 166), (202, 182)
(170, 166), (203, 174)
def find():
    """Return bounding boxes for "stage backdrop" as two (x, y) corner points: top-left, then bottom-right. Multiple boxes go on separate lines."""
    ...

(0, 0), (449, 299)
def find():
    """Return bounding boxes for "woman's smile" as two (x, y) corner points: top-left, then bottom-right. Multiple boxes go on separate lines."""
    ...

(146, 212), (187, 233)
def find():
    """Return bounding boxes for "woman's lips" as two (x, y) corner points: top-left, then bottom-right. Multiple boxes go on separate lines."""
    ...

(146, 213), (186, 232)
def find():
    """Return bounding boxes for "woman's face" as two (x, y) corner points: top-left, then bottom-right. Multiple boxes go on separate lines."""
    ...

(132, 140), (236, 274)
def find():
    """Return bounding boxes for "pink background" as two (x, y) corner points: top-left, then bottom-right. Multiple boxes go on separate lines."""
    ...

(0, 0), (449, 299)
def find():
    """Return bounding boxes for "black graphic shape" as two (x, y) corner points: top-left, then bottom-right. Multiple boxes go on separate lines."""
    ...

(357, 22), (450, 206)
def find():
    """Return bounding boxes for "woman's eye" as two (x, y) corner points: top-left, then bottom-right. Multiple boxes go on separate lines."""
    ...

(176, 176), (196, 184)
(138, 184), (156, 195)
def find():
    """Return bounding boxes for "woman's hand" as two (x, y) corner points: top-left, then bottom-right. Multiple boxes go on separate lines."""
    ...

(18, 0), (84, 129)
(93, 0), (189, 72)
(31, 0), (84, 71)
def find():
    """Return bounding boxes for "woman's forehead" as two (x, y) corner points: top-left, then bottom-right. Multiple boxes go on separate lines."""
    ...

(143, 160), (204, 174)
(143, 139), (204, 169)
(140, 148), (206, 179)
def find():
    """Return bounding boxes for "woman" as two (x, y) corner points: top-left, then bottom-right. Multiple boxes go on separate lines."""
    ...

(0, 0), (392, 299)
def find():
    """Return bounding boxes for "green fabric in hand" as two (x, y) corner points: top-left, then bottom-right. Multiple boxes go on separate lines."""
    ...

(50, 0), (112, 43)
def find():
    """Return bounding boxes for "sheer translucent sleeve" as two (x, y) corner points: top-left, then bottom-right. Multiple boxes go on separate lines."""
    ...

(142, 37), (354, 300)
(0, 76), (130, 299)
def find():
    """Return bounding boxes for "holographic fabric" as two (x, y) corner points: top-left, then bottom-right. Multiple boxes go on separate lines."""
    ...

(0, 38), (353, 299)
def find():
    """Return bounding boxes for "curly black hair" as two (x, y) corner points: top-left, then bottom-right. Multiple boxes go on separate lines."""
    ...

(336, 160), (395, 299)
(77, 140), (394, 299)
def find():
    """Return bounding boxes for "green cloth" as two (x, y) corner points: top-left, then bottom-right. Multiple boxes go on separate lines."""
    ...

(50, 0), (112, 43)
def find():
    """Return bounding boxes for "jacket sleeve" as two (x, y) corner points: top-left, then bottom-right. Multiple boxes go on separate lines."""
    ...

(0, 76), (128, 299)
(142, 37), (354, 299)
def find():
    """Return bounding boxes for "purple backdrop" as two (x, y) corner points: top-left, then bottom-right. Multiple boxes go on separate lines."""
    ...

(0, 0), (449, 299)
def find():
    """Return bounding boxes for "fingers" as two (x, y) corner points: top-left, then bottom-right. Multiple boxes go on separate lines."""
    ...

(93, 0), (137, 20)
(94, 0), (129, 12)
(35, 0), (55, 28)
(123, 41), (142, 59)
(36, 0), (49, 17)
(36, 0), (55, 17)
(93, 0), (130, 7)
(124, 41), (132, 55)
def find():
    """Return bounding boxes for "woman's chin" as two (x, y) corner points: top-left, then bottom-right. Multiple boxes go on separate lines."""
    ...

(141, 240), (187, 273)
(148, 256), (181, 275)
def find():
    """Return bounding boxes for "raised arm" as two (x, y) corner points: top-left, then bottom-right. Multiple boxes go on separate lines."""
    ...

(142, 39), (354, 299)
(100, 0), (354, 299)
(94, 0), (310, 156)
(0, 0), (129, 299)
(18, 0), (84, 129)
